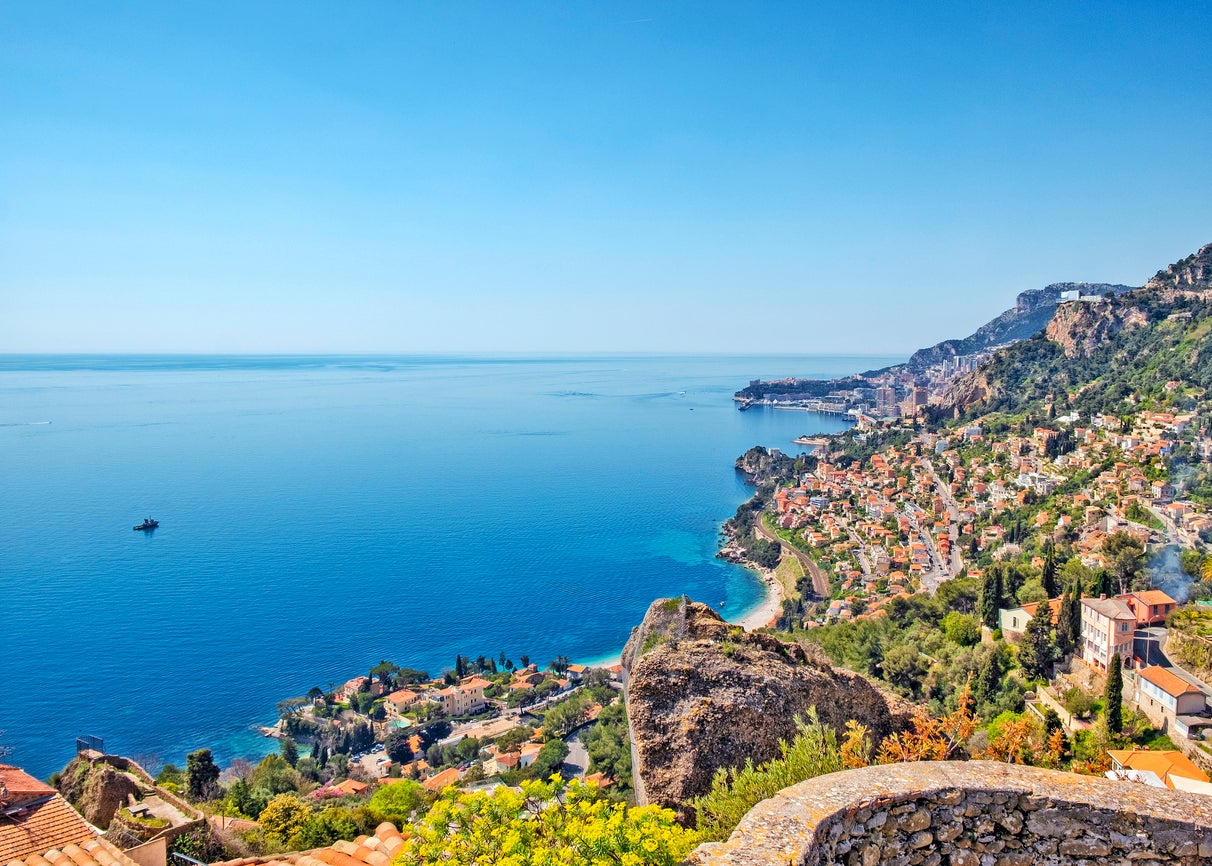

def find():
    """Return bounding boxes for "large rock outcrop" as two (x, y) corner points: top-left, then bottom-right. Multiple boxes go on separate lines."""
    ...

(57, 757), (142, 828)
(1044, 296), (1150, 358)
(623, 599), (913, 822)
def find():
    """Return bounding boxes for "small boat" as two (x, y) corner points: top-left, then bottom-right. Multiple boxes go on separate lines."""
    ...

(134, 518), (159, 531)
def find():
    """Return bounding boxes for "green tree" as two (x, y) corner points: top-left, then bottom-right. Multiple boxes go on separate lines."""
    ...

(1018, 604), (1055, 681)
(280, 736), (299, 767)
(185, 749), (221, 801)
(528, 740), (569, 780)
(979, 568), (1002, 629)
(368, 779), (429, 825)
(1055, 590), (1075, 657)
(1069, 579), (1082, 645)
(1105, 654), (1124, 734)
(249, 754), (301, 797)
(1041, 546), (1058, 598)
(258, 794), (313, 847)
(973, 648), (1003, 708)
(941, 611), (980, 647)
(1016, 578), (1048, 606)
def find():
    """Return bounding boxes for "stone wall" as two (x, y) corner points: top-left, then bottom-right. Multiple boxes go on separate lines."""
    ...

(687, 761), (1212, 866)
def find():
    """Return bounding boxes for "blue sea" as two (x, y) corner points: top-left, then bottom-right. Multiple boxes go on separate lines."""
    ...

(0, 353), (900, 779)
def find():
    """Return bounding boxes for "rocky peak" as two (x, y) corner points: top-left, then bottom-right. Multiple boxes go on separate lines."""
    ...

(1144, 242), (1212, 295)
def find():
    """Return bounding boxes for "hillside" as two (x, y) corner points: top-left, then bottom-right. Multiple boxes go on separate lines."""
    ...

(903, 281), (1133, 371)
(945, 242), (1212, 420)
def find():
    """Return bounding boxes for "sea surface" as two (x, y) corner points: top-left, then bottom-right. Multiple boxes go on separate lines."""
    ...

(0, 353), (900, 779)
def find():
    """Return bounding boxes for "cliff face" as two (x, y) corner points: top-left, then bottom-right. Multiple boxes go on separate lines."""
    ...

(1044, 297), (1150, 358)
(905, 282), (1132, 370)
(623, 599), (913, 822)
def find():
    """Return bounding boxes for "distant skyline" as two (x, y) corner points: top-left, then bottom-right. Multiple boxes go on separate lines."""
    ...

(3, 2), (1210, 355)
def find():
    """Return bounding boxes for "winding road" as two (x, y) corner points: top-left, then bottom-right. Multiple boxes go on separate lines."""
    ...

(753, 514), (830, 598)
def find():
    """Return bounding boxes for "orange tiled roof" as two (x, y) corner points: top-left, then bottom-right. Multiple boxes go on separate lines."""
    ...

(0, 766), (99, 864)
(1107, 748), (1209, 788)
(1130, 589), (1178, 607)
(421, 768), (461, 793)
(211, 822), (405, 866)
(1139, 665), (1202, 698)
(4, 838), (140, 866)
(0, 766), (56, 804)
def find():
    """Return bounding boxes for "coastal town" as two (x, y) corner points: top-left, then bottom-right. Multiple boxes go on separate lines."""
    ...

(8, 245), (1212, 865)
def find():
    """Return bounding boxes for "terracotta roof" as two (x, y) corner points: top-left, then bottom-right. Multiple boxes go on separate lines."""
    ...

(211, 822), (405, 866)
(1139, 665), (1202, 698)
(1129, 590), (1178, 607)
(1107, 748), (1209, 788)
(0, 767), (99, 865)
(0, 800), (95, 864)
(332, 779), (367, 796)
(4, 838), (140, 866)
(0, 766), (56, 806)
(421, 768), (461, 793)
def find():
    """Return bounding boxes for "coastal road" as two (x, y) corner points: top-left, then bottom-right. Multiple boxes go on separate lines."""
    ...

(754, 515), (830, 598)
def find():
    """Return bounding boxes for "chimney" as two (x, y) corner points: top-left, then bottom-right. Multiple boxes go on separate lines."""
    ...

(1100, 594), (1107, 600)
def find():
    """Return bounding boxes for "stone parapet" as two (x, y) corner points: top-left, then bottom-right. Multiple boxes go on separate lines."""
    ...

(687, 761), (1212, 865)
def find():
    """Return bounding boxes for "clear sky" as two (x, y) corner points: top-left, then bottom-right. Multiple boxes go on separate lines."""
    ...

(2, 2), (1210, 354)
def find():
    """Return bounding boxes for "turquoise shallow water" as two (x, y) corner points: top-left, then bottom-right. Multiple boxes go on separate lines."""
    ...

(0, 354), (899, 778)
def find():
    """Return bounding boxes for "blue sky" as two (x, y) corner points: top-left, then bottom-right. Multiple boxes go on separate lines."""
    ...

(2, 2), (1210, 354)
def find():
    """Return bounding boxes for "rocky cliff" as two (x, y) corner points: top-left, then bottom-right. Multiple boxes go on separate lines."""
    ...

(623, 598), (913, 823)
(904, 282), (1132, 371)
(1043, 295), (1151, 358)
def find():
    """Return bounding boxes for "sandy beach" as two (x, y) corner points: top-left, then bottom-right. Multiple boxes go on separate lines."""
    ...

(727, 566), (785, 631)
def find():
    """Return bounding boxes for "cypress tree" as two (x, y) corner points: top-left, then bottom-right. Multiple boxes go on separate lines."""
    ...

(1041, 548), (1058, 598)
(1105, 654), (1124, 734)
(980, 568), (1002, 630)
(1055, 591), (1074, 657)
(1069, 580), (1083, 648)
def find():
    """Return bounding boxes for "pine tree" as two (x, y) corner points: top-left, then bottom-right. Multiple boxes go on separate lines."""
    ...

(1019, 604), (1055, 681)
(1105, 654), (1124, 734)
(280, 736), (298, 767)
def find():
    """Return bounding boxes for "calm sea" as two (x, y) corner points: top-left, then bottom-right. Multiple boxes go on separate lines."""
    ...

(0, 354), (899, 779)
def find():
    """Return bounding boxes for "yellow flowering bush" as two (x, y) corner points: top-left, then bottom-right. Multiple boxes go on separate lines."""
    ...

(396, 777), (694, 866)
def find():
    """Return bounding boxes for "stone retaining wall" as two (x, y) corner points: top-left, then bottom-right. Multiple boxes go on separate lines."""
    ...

(687, 761), (1212, 866)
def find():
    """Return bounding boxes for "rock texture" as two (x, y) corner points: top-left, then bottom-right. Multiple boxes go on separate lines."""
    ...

(57, 758), (142, 829)
(1044, 296), (1150, 358)
(623, 599), (912, 822)
(688, 761), (1212, 866)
